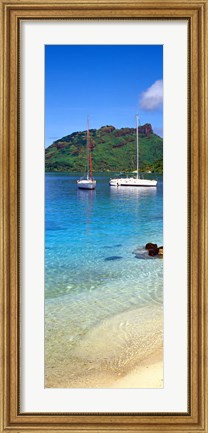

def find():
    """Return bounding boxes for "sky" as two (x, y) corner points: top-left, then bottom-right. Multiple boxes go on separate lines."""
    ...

(45, 45), (163, 148)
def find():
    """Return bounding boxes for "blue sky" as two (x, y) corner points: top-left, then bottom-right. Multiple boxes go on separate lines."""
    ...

(45, 45), (163, 148)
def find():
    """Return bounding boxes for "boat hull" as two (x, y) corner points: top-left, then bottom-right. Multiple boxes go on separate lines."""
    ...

(109, 178), (157, 187)
(77, 180), (96, 190)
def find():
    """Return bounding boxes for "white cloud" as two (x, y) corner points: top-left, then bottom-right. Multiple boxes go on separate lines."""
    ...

(140, 80), (163, 110)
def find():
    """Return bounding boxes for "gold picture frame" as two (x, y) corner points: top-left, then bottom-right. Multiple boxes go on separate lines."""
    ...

(0, 0), (207, 431)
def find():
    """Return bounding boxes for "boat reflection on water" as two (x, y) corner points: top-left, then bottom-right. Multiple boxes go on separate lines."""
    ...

(77, 187), (96, 200)
(77, 188), (96, 236)
(110, 185), (157, 199)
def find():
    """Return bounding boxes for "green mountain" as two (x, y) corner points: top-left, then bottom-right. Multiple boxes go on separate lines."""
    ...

(45, 124), (163, 173)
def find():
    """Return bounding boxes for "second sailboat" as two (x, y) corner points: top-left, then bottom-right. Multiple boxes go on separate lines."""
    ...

(109, 114), (157, 187)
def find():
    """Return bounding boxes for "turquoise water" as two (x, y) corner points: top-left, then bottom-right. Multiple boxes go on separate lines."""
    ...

(45, 172), (163, 388)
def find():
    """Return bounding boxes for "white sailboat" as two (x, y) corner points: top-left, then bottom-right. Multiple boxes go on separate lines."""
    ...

(77, 119), (96, 190)
(109, 114), (157, 187)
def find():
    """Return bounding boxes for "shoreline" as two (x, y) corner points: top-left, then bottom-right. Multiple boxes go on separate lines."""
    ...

(45, 170), (163, 175)
(45, 303), (163, 389)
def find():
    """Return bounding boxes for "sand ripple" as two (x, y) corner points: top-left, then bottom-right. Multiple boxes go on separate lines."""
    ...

(45, 303), (162, 388)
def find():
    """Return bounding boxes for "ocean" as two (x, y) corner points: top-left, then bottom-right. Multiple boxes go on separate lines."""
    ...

(45, 172), (163, 388)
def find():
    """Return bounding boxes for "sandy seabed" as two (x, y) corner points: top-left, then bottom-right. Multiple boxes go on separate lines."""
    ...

(45, 300), (163, 389)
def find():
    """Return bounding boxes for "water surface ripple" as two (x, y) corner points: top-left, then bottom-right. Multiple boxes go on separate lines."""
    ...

(45, 172), (163, 388)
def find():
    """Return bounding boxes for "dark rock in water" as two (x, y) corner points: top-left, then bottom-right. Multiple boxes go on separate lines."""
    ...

(145, 242), (158, 250)
(133, 244), (163, 259)
(148, 248), (159, 256)
(105, 256), (123, 261)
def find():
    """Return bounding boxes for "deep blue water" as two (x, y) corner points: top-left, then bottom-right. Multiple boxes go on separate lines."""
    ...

(45, 172), (163, 302)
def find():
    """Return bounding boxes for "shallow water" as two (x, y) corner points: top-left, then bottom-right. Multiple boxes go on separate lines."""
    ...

(45, 172), (163, 388)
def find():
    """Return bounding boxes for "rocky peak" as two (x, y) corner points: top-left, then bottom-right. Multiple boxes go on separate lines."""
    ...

(99, 125), (116, 133)
(138, 123), (153, 137)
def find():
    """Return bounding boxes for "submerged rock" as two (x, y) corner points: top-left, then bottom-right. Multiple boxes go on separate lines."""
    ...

(133, 247), (152, 260)
(105, 256), (123, 261)
(103, 244), (122, 249)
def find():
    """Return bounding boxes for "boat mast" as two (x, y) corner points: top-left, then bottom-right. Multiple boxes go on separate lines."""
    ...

(136, 113), (139, 179)
(87, 118), (93, 180)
